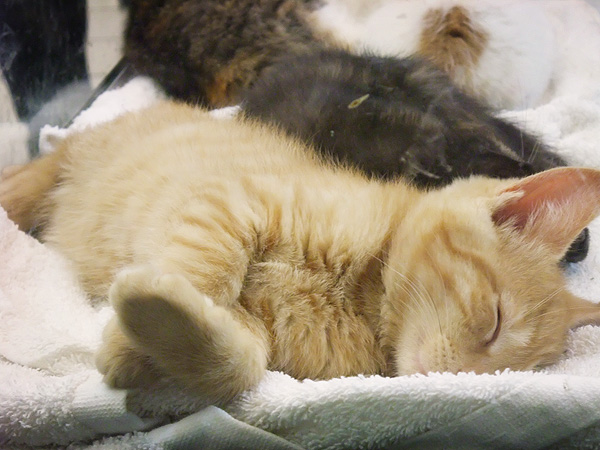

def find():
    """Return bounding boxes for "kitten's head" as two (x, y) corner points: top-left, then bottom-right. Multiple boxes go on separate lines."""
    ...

(382, 167), (600, 375)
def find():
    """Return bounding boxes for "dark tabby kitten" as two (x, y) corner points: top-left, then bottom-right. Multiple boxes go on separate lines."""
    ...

(241, 49), (564, 187)
(124, 0), (588, 263)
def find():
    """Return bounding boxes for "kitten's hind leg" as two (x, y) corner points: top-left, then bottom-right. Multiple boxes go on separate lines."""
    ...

(95, 316), (164, 389)
(103, 265), (269, 404)
(0, 149), (65, 231)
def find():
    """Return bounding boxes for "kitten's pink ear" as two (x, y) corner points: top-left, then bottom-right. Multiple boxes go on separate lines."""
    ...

(492, 167), (600, 257)
(566, 294), (600, 329)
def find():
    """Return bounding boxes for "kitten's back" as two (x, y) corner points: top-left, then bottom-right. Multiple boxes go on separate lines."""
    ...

(42, 102), (397, 297)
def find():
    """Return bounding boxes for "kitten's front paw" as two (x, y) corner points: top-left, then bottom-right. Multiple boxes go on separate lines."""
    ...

(96, 316), (162, 389)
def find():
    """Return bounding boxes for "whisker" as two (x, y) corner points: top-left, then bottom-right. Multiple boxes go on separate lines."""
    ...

(425, 248), (447, 337)
(523, 287), (564, 318)
(531, 304), (600, 322)
(368, 251), (441, 341)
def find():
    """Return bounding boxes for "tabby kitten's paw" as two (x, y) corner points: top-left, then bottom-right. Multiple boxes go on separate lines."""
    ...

(95, 316), (162, 389)
(107, 264), (268, 403)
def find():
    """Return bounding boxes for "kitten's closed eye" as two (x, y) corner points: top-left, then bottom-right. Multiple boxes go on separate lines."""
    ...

(484, 304), (501, 347)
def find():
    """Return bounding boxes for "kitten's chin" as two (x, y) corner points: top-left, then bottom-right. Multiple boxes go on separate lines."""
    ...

(393, 349), (427, 376)
(391, 330), (428, 376)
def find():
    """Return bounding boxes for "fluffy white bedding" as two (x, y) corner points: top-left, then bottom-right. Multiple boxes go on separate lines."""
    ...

(3, 1), (600, 449)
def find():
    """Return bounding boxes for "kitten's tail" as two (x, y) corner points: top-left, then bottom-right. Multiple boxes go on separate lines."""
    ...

(0, 145), (66, 232)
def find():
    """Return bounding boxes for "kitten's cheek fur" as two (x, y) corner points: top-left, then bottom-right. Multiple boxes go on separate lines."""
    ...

(105, 265), (269, 404)
(392, 329), (423, 376)
(393, 326), (500, 376)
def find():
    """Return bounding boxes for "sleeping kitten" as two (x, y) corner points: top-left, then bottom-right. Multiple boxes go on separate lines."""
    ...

(1, 101), (600, 405)
(241, 49), (562, 187)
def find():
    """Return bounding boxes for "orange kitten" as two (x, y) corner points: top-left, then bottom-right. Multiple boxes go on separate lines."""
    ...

(2, 101), (600, 405)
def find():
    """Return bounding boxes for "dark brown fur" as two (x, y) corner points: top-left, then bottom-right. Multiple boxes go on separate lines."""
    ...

(125, 0), (334, 106)
(241, 49), (564, 186)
